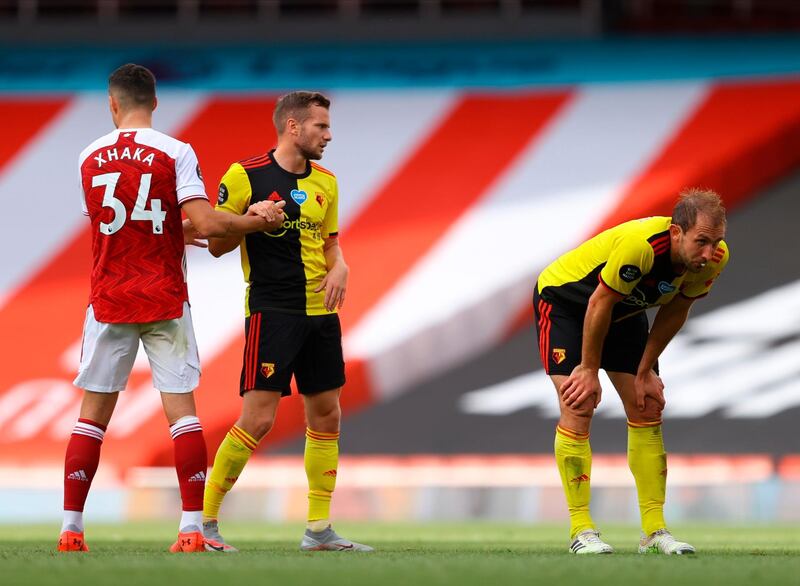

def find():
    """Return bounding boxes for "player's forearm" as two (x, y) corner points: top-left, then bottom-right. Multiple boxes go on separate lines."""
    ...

(184, 200), (265, 241)
(323, 238), (346, 272)
(580, 294), (614, 370)
(208, 233), (243, 257)
(199, 212), (263, 238)
(637, 301), (692, 374)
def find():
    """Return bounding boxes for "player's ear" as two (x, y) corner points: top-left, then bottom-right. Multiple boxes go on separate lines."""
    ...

(669, 223), (682, 240)
(152, 95), (158, 112)
(108, 93), (120, 122)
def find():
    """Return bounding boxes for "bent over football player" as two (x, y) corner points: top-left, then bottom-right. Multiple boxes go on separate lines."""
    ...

(534, 189), (728, 555)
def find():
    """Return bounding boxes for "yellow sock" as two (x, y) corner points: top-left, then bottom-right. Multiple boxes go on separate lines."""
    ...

(203, 425), (258, 521)
(304, 427), (339, 526)
(555, 425), (594, 539)
(627, 420), (667, 536)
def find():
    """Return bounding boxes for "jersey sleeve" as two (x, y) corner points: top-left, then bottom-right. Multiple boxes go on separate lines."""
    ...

(680, 241), (730, 299)
(215, 163), (252, 215)
(78, 163), (88, 216)
(322, 177), (339, 238)
(599, 235), (655, 296)
(175, 144), (208, 204)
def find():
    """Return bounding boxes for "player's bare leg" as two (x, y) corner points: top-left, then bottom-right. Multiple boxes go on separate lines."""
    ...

(236, 390), (282, 441)
(161, 392), (209, 553)
(58, 391), (119, 552)
(550, 375), (613, 554)
(608, 372), (695, 554)
(202, 391), (281, 552)
(299, 388), (372, 552)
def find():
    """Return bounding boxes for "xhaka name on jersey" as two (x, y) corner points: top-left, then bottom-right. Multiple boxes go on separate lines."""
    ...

(92, 146), (156, 168)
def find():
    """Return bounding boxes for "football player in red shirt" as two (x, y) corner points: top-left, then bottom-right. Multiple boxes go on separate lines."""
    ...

(58, 63), (283, 553)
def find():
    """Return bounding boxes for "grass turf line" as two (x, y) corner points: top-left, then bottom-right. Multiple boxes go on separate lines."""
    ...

(2, 522), (798, 586)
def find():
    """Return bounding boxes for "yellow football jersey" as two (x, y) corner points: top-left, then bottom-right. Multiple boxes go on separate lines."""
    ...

(215, 151), (339, 317)
(537, 216), (729, 321)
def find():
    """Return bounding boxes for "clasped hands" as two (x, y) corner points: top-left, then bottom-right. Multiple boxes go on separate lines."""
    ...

(247, 200), (286, 231)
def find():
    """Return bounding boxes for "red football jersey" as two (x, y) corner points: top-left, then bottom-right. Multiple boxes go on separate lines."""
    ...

(79, 128), (207, 323)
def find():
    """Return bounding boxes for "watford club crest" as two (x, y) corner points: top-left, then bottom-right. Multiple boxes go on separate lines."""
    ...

(260, 362), (275, 378)
(552, 348), (567, 365)
(315, 192), (325, 207)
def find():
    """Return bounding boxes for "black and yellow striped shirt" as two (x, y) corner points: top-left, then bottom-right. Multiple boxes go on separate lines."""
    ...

(216, 150), (339, 316)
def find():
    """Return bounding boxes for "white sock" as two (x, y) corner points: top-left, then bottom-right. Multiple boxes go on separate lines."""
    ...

(61, 510), (84, 533)
(180, 510), (203, 532)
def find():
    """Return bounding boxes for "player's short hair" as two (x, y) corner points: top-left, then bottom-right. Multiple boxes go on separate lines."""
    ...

(273, 91), (330, 134)
(108, 63), (156, 109)
(672, 188), (726, 232)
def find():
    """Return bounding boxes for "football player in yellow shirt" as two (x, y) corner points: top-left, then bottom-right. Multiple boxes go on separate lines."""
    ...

(534, 189), (728, 555)
(200, 92), (372, 552)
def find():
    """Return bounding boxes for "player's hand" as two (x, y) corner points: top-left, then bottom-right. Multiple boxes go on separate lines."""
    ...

(635, 369), (666, 412)
(247, 200), (286, 230)
(182, 218), (208, 248)
(560, 365), (602, 409)
(315, 261), (349, 311)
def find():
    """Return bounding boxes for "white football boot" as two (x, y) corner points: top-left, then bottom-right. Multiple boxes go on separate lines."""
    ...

(638, 529), (696, 555)
(300, 526), (374, 552)
(202, 520), (238, 553)
(569, 529), (614, 554)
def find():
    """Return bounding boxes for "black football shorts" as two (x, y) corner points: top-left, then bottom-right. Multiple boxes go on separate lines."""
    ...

(240, 310), (346, 396)
(533, 287), (653, 376)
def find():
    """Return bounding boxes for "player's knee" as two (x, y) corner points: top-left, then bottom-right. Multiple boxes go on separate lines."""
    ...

(642, 401), (664, 422)
(563, 401), (595, 420)
(248, 414), (275, 440)
(627, 398), (663, 424)
(307, 405), (341, 434)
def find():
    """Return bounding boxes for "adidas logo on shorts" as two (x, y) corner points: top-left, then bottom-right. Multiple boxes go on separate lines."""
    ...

(188, 471), (206, 482)
(67, 469), (89, 482)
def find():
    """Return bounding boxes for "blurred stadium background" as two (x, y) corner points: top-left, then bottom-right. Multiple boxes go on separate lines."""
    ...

(0, 0), (798, 529)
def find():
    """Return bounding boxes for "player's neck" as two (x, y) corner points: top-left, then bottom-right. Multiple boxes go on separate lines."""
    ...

(272, 144), (307, 174)
(115, 111), (153, 130)
(669, 252), (687, 274)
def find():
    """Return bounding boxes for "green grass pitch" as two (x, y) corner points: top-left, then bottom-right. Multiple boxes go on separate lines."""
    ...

(2, 522), (798, 586)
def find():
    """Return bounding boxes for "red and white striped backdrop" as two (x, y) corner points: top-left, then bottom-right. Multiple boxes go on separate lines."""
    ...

(1, 78), (800, 470)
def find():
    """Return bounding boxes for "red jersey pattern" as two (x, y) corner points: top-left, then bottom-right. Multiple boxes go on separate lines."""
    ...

(79, 129), (207, 323)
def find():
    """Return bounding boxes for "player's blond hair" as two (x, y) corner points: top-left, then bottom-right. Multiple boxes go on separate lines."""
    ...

(672, 188), (726, 232)
(273, 91), (330, 135)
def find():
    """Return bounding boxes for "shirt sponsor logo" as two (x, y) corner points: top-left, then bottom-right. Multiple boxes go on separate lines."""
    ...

(619, 264), (642, 283)
(217, 183), (228, 205)
(290, 189), (308, 205)
(658, 281), (677, 295)
(623, 287), (650, 308)
(265, 218), (321, 238)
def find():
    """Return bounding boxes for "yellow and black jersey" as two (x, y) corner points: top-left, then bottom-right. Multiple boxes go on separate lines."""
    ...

(537, 216), (729, 322)
(216, 150), (339, 316)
